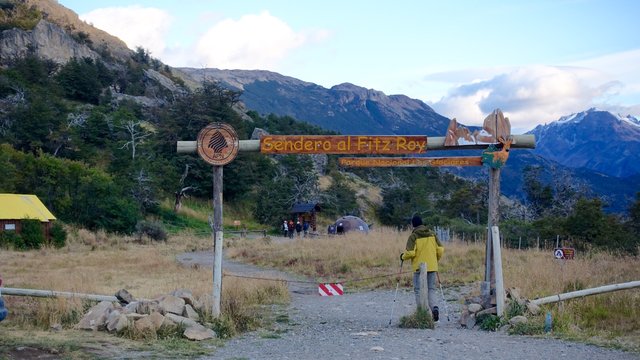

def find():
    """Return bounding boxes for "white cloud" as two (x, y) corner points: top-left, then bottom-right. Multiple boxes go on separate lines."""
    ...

(431, 61), (638, 132)
(80, 6), (172, 57)
(193, 11), (312, 70)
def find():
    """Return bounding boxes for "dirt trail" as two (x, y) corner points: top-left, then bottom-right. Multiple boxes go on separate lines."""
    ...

(176, 248), (639, 360)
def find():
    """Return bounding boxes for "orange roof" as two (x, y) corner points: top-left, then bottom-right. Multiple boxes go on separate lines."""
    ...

(0, 194), (56, 222)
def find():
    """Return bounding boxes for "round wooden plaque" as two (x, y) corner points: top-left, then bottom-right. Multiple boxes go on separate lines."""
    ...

(196, 123), (239, 166)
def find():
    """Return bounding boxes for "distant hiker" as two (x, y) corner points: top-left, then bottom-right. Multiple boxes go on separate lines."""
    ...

(283, 220), (289, 238)
(400, 215), (444, 321)
(0, 276), (7, 322)
(303, 221), (309, 237)
(288, 220), (294, 239)
(295, 221), (302, 237)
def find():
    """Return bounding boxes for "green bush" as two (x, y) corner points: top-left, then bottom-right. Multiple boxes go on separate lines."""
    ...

(0, 231), (23, 249)
(477, 313), (502, 331)
(135, 220), (168, 242)
(21, 219), (45, 249)
(50, 222), (67, 248)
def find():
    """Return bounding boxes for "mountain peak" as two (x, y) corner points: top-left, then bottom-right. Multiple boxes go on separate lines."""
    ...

(529, 108), (640, 177)
(330, 83), (386, 99)
(553, 108), (640, 128)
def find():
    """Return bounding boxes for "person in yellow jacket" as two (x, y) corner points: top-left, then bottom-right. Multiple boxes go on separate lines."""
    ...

(400, 215), (444, 321)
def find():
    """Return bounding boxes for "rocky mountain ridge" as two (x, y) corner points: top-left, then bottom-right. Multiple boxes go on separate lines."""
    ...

(528, 108), (640, 177)
(178, 67), (451, 136)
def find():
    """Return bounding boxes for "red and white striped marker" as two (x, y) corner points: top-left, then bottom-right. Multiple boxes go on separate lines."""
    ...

(318, 283), (344, 296)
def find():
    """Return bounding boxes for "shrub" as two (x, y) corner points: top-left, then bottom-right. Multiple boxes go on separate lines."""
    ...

(21, 219), (45, 249)
(505, 300), (525, 319)
(135, 220), (168, 242)
(477, 313), (502, 331)
(50, 222), (67, 248)
(399, 308), (434, 329)
(0, 231), (23, 249)
(509, 320), (545, 335)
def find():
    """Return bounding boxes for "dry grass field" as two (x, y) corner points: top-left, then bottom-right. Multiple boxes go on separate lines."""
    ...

(0, 223), (638, 354)
(226, 227), (640, 351)
(0, 227), (289, 357)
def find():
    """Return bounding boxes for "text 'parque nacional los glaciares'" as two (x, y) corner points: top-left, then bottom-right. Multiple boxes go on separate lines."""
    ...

(260, 135), (428, 154)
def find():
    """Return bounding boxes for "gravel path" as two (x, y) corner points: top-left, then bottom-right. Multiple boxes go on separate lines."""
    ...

(176, 249), (639, 360)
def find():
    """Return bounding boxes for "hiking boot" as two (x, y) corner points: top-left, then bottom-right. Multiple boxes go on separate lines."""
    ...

(432, 307), (439, 322)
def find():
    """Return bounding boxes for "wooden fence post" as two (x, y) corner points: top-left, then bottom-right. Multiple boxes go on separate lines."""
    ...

(419, 262), (429, 311)
(212, 166), (224, 317)
(492, 226), (505, 317)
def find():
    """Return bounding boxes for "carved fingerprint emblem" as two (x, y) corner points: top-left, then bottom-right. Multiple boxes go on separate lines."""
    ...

(208, 131), (228, 153)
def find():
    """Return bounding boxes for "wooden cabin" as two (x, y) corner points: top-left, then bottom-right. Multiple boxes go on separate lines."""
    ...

(290, 203), (321, 232)
(0, 194), (56, 241)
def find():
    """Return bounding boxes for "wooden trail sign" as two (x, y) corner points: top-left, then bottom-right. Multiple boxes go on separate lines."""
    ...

(197, 123), (239, 166)
(260, 135), (428, 155)
(339, 156), (482, 167)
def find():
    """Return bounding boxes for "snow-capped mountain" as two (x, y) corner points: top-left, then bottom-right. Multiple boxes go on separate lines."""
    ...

(528, 108), (640, 178)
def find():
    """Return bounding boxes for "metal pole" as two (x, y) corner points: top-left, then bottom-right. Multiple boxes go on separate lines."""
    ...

(388, 259), (403, 326)
(212, 165), (224, 317)
(531, 281), (640, 306)
(1, 288), (118, 302)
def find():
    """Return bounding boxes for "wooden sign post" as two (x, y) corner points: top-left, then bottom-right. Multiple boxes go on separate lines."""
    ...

(196, 123), (239, 317)
(176, 108), (536, 316)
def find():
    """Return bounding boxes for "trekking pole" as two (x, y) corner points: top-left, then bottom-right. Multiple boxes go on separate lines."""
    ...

(436, 272), (451, 322)
(388, 259), (404, 327)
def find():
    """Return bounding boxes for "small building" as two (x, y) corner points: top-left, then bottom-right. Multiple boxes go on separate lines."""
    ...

(329, 215), (370, 235)
(0, 194), (56, 241)
(290, 202), (321, 232)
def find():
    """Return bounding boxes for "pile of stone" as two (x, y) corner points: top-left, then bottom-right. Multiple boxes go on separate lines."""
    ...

(459, 287), (541, 330)
(75, 289), (216, 341)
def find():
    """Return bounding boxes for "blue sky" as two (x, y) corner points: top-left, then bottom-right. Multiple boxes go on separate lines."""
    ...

(58, 0), (640, 132)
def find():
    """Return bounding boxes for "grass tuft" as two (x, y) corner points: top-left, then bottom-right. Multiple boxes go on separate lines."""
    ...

(399, 308), (434, 329)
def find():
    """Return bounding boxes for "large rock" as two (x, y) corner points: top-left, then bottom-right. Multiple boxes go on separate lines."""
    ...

(468, 303), (483, 314)
(137, 300), (160, 315)
(125, 313), (146, 320)
(148, 312), (166, 331)
(106, 311), (129, 333)
(507, 287), (526, 306)
(164, 313), (199, 328)
(183, 304), (200, 322)
(144, 69), (185, 95)
(183, 324), (216, 341)
(0, 20), (99, 65)
(171, 289), (195, 307)
(195, 294), (212, 312)
(124, 301), (140, 314)
(115, 289), (135, 305)
(158, 295), (185, 315)
(75, 301), (114, 331)
(134, 316), (155, 333)
(509, 316), (528, 325)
